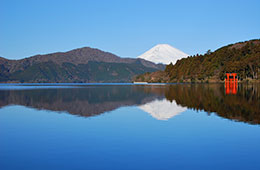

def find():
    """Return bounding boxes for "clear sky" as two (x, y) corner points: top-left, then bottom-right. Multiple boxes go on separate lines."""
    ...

(1, 0), (259, 59)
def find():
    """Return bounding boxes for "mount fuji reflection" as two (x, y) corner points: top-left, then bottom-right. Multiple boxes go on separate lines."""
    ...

(139, 99), (187, 120)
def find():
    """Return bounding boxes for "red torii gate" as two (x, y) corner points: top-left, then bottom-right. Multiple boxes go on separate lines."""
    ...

(225, 73), (238, 82)
(225, 73), (238, 94)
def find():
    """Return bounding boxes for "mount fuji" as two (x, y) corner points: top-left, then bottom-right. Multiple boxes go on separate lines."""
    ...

(138, 44), (189, 65)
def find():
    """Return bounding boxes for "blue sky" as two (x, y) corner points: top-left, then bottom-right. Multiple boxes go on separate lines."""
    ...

(1, 0), (259, 59)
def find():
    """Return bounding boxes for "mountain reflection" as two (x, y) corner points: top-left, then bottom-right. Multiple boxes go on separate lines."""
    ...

(0, 84), (259, 124)
(139, 99), (187, 120)
(0, 86), (165, 117)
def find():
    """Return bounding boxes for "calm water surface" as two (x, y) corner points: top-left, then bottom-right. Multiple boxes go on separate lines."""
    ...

(0, 83), (259, 170)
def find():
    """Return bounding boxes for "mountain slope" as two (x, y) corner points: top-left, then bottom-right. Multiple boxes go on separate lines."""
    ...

(135, 39), (260, 83)
(0, 47), (164, 83)
(138, 44), (188, 65)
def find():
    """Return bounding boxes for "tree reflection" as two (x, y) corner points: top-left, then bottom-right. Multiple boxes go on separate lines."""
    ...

(0, 84), (259, 124)
(164, 84), (260, 124)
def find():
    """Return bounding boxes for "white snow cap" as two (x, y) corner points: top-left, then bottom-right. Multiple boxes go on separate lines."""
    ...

(138, 44), (188, 65)
(139, 99), (187, 121)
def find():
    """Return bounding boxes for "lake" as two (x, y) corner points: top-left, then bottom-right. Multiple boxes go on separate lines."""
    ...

(0, 83), (259, 170)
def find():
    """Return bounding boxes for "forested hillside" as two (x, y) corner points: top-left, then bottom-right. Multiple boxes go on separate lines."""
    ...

(134, 39), (260, 83)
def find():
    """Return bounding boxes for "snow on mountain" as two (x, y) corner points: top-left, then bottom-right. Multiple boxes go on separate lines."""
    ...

(138, 44), (188, 65)
(139, 99), (187, 120)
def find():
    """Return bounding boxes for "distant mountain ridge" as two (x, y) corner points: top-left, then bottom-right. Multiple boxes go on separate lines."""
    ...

(0, 47), (164, 83)
(138, 44), (188, 65)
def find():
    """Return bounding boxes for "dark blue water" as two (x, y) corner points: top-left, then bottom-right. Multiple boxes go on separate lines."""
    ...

(0, 84), (259, 170)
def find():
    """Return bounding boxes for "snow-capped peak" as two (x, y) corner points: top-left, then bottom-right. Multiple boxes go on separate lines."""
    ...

(138, 44), (188, 65)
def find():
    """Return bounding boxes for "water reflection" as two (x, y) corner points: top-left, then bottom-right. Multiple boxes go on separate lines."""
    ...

(225, 81), (238, 94)
(139, 99), (187, 120)
(0, 84), (259, 124)
(0, 86), (164, 117)
(165, 84), (260, 124)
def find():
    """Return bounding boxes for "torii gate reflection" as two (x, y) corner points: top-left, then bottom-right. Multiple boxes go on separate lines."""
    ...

(225, 73), (238, 94)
